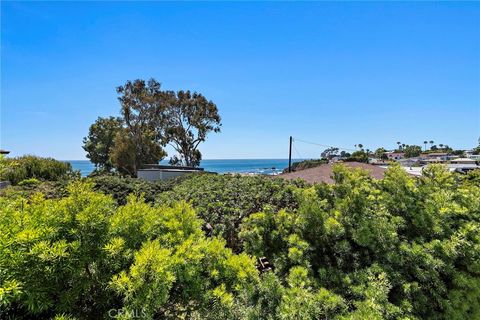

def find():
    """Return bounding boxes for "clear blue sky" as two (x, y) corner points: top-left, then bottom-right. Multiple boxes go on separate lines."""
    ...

(1, 1), (479, 160)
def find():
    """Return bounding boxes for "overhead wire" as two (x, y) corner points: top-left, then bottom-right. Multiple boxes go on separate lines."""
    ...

(293, 137), (358, 152)
(292, 142), (304, 160)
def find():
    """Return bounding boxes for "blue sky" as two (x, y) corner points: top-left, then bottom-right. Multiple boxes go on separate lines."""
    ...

(1, 1), (479, 160)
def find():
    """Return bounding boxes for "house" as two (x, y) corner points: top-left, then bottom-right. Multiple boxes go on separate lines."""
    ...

(399, 166), (424, 177)
(420, 152), (450, 163)
(369, 158), (389, 165)
(397, 158), (421, 167)
(386, 152), (405, 160)
(450, 158), (477, 165)
(137, 164), (205, 181)
(467, 154), (480, 161)
(447, 163), (479, 174)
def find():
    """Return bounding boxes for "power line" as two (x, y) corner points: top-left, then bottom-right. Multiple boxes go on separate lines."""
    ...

(293, 138), (357, 152)
(292, 142), (304, 160)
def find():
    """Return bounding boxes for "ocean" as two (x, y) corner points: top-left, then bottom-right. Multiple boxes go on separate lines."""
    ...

(67, 159), (303, 177)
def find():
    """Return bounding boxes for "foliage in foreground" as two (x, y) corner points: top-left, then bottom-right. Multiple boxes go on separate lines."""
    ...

(0, 165), (479, 319)
(0, 182), (257, 319)
(240, 165), (480, 319)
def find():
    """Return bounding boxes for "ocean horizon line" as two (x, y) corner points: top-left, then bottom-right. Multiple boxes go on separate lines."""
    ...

(65, 158), (305, 177)
(63, 158), (307, 162)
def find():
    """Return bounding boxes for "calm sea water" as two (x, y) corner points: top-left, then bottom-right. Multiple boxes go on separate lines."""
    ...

(67, 159), (302, 177)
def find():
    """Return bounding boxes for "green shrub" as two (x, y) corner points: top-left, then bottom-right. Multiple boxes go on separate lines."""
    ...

(0, 182), (258, 319)
(283, 158), (329, 172)
(240, 164), (480, 319)
(157, 174), (305, 251)
(89, 173), (195, 205)
(1, 155), (74, 185)
(345, 150), (369, 163)
(1, 165), (479, 319)
(17, 178), (40, 187)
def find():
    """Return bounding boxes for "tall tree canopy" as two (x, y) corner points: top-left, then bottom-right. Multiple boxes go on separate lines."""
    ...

(161, 90), (221, 167)
(403, 144), (422, 158)
(83, 116), (123, 171)
(110, 128), (166, 176)
(116, 79), (168, 172)
(83, 79), (221, 175)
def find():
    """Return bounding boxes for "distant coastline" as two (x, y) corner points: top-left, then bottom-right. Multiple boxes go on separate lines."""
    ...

(67, 159), (304, 177)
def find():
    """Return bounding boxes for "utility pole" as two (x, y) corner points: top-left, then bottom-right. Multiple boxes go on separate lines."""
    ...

(288, 136), (293, 173)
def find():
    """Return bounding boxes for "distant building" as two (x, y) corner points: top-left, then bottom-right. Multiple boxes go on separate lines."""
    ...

(369, 158), (389, 165)
(398, 166), (424, 176)
(137, 164), (205, 181)
(447, 163), (479, 174)
(451, 158), (477, 165)
(467, 154), (480, 161)
(423, 152), (448, 158)
(397, 158), (421, 167)
(386, 152), (405, 160)
(420, 152), (450, 163)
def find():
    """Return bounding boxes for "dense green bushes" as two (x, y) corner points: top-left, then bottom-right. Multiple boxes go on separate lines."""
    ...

(1, 164), (479, 319)
(89, 173), (195, 205)
(0, 155), (74, 185)
(0, 182), (257, 319)
(157, 174), (305, 251)
(240, 164), (480, 319)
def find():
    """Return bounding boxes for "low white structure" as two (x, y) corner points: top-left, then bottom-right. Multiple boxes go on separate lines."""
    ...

(392, 163), (479, 177)
(137, 165), (205, 182)
(400, 166), (424, 176)
(447, 163), (479, 173)
(468, 154), (480, 161)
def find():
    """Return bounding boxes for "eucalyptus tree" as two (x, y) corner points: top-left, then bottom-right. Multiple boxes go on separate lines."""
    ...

(116, 79), (221, 168)
(84, 78), (222, 174)
(114, 79), (168, 174)
(160, 90), (221, 167)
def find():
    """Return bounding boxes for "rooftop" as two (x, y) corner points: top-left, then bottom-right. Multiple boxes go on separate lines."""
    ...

(451, 158), (476, 162)
(278, 162), (389, 184)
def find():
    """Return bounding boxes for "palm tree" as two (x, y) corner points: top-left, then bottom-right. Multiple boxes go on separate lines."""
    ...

(429, 140), (434, 149)
(397, 142), (401, 151)
(439, 144), (444, 150)
(423, 141), (428, 151)
(358, 143), (363, 151)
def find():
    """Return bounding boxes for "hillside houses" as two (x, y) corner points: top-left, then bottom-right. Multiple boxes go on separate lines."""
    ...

(373, 149), (480, 175)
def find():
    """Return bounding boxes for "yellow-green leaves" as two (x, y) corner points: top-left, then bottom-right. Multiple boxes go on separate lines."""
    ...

(2, 164), (479, 319)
